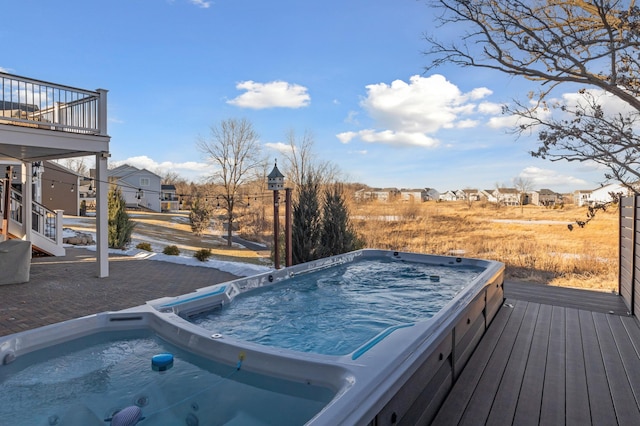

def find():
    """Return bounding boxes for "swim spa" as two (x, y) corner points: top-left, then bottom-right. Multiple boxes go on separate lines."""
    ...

(0, 249), (504, 425)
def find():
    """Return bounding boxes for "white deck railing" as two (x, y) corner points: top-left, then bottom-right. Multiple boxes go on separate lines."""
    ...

(1, 183), (64, 255)
(0, 72), (107, 136)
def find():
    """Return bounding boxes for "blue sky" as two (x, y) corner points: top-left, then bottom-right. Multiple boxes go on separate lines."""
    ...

(1, 0), (607, 193)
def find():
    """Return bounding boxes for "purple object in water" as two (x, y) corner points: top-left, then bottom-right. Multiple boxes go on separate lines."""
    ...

(109, 406), (143, 426)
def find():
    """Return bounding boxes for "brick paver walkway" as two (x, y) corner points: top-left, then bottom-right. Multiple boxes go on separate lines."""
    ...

(0, 248), (240, 336)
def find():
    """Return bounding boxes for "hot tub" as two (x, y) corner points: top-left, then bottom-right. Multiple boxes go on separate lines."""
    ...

(0, 249), (504, 425)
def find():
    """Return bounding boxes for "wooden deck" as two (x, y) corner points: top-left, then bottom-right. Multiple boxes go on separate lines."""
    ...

(431, 281), (640, 425)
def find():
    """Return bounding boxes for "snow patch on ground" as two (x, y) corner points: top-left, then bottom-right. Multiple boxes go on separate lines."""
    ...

(63, 218), (272, 277)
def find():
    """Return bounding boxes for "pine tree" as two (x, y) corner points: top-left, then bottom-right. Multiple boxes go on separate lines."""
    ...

(189, 198), (213, 237)
(108, 187), (135, 249)
(292, 177), (322, 264)
(318, 184), (363, 258)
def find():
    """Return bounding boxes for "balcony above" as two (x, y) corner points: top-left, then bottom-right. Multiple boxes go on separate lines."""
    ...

(0, 72), (110, 162)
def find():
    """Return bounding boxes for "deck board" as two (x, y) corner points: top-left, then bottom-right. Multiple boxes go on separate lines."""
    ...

(579, 310), (617, 425)
(430, 300), (515, 425)
(539, 305), (566, 426)
(565, 308), (591, 426)
(484, 302), (539, 425)
(433, 282), (640, 425)
(512, 303), (552, 426)
(504, 280), (628, 315)
(594, 313), (640, 425)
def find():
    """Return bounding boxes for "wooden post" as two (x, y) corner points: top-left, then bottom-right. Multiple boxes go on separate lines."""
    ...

(273, 189), (280, 269)
(285, 188), (292, 267)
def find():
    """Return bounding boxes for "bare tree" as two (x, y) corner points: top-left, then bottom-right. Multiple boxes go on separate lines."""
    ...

(197, 118), (263, 246)
(425, 0), (640, 191)
(160, 171), (184, 185)
(58, 157), (90, 176)
(513, 176), (534, 213)
(281, 129), (341, 191)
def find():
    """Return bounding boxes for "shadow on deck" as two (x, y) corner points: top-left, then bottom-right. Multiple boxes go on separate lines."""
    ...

(432, 281), (640, 425)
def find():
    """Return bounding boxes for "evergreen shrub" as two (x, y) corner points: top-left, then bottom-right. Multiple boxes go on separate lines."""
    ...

(163, 245), (180, 256)
(194, 248), (212, 262)
(136, 242), (152, 251)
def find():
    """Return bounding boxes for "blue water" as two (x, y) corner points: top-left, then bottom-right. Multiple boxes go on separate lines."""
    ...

(191, 258), (484, 355)
(0, 331), (333, 425)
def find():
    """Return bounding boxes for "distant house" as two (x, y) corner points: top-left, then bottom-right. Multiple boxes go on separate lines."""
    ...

(573, 189), (593, 207)
(439, 190), (466, 201)
(399, 188), (432, 202)
(41, 161), (81, 216)
(462, 189), (483, 202)
(425, 188), (440, 201)
(354, 188), (399, 202)
(161, 184), (180, 211)
(587, 183), (629, 206)
(107, 164), (162, 212)
(493, 188), (520, 205)
(78, 175), (97, 212)
(479, 189), (496, 202)
(529, 188), (563, 206)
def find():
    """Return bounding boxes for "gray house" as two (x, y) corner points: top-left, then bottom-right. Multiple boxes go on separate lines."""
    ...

(107, 164), (162, 212)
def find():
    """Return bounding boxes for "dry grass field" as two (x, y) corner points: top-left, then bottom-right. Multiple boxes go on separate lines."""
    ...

(349, 200), (618, 292)
(69, 201), (618, 291)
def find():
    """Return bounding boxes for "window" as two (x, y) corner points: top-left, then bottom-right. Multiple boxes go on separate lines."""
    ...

(140, 177), (150, 187)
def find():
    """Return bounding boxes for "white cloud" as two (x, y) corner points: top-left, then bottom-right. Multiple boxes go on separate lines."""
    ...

(111, 155), (210, 179)
(339, 74), (501, 148)
(489, 88), (633, 131)
(468, 87), (493, 100)
(337, 131), (357, 144)
(189, 0), (211, 8)
(227, 80), (310, 109)
(518, 166), (588, 187)
(358, 129), (439, 148)
(487, 114), (521, 129)
(478, 102), (503, 115)
(264, 142), (294, 155)
(457, 119), (479, 129)
(361, 74), (492, 133)
(344, 110), (359, 125)
(0, 66), (9, 73)
(561, 89), (636, 117)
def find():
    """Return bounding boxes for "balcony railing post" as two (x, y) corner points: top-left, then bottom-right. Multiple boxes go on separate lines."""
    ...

(97, 89), (108, 136)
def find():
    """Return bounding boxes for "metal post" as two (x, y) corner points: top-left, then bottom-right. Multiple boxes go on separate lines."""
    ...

(96, 152), (109, 277)
(285, 188), (292, 267)
(631, 196), (637, 315)
(23, 163), (32, 241)
(1, 166), (10, 239)
(273, 189), (280, 269)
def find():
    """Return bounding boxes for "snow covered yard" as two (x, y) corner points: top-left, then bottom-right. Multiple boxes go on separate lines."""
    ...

(62, 215), (272, 277)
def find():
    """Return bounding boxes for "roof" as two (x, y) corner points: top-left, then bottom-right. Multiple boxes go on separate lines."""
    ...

(161, 184), (176, 190)
(108, 164), (161, 179)
(267, 163), (284, 179)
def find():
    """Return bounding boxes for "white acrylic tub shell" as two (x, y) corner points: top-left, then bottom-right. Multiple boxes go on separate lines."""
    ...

(0, 249), (505, 425)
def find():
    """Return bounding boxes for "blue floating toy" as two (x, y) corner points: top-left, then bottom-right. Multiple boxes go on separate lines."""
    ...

(151, 353), (174, 371)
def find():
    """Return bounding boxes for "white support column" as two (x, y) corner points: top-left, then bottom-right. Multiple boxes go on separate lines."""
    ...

(96, 152), (109, 277)
(55, 210), (64, 247)
(97, 89), (108, 137)
(23, 162), (33, 241)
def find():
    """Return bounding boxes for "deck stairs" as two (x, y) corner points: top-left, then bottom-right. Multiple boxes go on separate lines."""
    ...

(0, 182), (64, 256)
